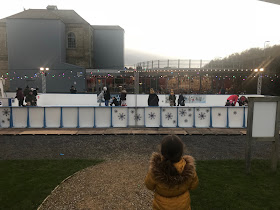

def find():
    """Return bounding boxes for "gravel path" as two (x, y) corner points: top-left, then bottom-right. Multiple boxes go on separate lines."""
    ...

(1, 135), (277, 209)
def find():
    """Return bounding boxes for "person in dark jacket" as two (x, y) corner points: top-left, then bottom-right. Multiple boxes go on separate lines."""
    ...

(25, 90), (37, 106)
(177, 92), (185, 106)
(120, 89), (127, 106)
(15, 88), (24, 106)
(148, 88), (159, 106)
(104, 88), (110, 106)
(70, 86), (77, 94)
(33, 87), (39, 97)
(110, 97), (119, 106)
(23, 85), (30, 97)
(169, 89), (176, 106)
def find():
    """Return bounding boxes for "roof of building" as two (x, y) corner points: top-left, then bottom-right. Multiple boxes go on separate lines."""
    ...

(259, 0), (280, 5)
(5, 9), (61, 20)
(92, 25), (124, 30)
(1, 7), (90, 25)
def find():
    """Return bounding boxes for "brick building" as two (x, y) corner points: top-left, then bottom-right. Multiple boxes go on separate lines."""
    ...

(0, 5), (124, 92)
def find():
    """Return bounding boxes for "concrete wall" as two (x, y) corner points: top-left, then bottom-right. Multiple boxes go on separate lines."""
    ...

(93, 29), (124, 69)
(6, 19), (85, 92)
(66, 24), (93, 68)
(0, 22), (9, 90)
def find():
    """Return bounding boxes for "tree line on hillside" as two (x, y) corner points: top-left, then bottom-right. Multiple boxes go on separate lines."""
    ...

(205, 45), (280, 72)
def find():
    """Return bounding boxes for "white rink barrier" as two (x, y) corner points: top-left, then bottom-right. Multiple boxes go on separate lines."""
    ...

(0, 106), (248, 128)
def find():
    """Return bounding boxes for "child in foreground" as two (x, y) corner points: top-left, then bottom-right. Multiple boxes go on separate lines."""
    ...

(145, 135), (199, 210)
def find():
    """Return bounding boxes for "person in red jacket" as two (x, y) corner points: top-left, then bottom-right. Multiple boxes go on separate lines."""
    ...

(227, 94), (239, 106)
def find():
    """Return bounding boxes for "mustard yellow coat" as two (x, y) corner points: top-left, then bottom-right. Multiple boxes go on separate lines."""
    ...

(145, 153), (199, 210)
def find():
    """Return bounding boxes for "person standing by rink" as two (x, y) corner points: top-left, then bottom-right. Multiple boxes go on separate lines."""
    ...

(104, 87), (111, 106)
(23, 85), (30, 97)
(110, 96), (119, 106)
(25, 90), (37, 106)
(169, 89), (176, 106)
(145, 135), (199, 210)
(15, 87), (24, 106)
(227, 94), (239, 106)
(177, 92), (185, 106)
(70, 85), (77, 94)
(148, 88), (159, 106)
(120, 89), (127, 106)
(97, 87), (107, 106)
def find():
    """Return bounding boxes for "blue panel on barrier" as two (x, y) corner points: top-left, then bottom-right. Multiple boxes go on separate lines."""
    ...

(210, 107), (212, 128)
(177, 107), (179, 127)
(27, 107), (30, 128)
(226, 107), (229, 128)
(60, 107), (63, 128)
(243, 107), (245, 128)
(77, 107), (80, 128)
(10, 107), (13, 128)
(193, 108), (196, 128)
(43, 107), (46, 128)
(94, 107), (96, 128)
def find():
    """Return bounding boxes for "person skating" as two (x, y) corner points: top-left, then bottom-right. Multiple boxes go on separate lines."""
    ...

(177, 92), (185, 106)
(23, 85), (30, 97)
(169, 89), (176, 106)
(70, 85), (77, 94)
(104, 88), (111, 106)
(15, 87), (24, 106)
(97, 87), (107, 106)
(110, 97), (119, 106)
(120, 89), (127, 106)
(148, 88), (159, 106)
(25, 90), (37, 106)
(227, 94), (239, 106)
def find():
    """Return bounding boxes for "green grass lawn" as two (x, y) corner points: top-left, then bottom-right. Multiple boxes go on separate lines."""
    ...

(0, 159), (279, 210)
(0, 159), (102, 210)
(191, 160), (280, 210)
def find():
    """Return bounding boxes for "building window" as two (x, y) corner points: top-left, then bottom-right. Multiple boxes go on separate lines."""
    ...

(67, 32), (76, 49)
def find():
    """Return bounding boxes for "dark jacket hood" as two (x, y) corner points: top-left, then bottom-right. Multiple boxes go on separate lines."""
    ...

(150, 152), (196, 186)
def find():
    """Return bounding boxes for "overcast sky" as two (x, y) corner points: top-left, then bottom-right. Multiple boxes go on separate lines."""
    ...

(1, 0), (280, 61)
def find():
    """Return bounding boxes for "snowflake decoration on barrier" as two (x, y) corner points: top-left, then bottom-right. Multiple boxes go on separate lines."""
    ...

(198, 112), (206, 120)
(165, 112), (173, 120)
(114, 109), (118, 113)
(2, 109), (10, 117)
(118, 113), (126, 121)
(148, 112), (156, 120)
(179, 109), (187, 117)
(162, 108), (166, 112)
(184, 119), (188, 123)
(173, 120), (176, 124)
(206, 109), (209, 113)
(233, 111), (237, 115)
(7, 118), (10, 122)
(2, 120), (4, 123)
(218, 113), (222, 117)
(134, 114), (141, 121)
(188, 113), (192, 117)
(130, 110), (135, 114)
(188, 108), (192, 112)
(196, 108), (200, 112)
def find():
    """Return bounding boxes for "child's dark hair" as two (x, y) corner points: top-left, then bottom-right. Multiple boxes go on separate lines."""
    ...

(160, 135), (184, 176)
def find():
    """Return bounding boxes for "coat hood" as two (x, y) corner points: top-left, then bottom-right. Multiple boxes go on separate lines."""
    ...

(150, 152), (196, 186)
